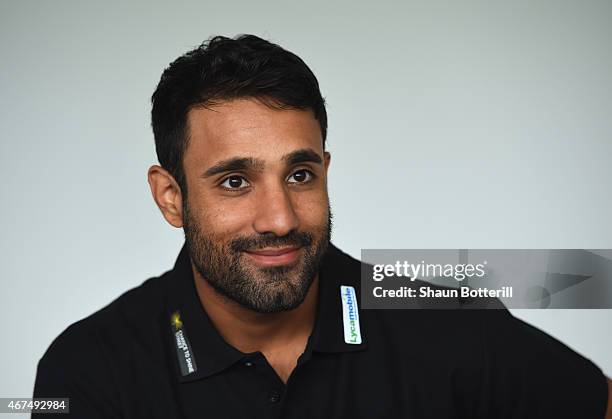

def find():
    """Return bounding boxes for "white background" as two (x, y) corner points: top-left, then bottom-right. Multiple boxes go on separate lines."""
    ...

(1, 0), (611, 411)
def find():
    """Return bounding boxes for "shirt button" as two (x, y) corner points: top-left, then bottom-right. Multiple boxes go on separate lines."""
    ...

(244, 361), (253, 367)
(268, 390), (281, 404)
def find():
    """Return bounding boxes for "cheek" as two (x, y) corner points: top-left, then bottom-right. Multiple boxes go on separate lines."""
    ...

(189, 195), (250, 237)
(213, 211), (252, 235)
(294, 192), (329, 228)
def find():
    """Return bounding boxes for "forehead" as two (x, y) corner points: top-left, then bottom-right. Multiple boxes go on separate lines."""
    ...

(185, 98), (323, 168)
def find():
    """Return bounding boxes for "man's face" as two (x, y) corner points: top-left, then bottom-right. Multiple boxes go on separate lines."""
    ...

(181, 98), (332, 313)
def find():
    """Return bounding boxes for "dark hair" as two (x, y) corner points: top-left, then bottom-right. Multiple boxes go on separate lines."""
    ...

(151, 34), (328, 194)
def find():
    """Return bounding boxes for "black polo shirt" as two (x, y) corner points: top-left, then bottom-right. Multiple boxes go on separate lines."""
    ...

(33, 243), (608, 418)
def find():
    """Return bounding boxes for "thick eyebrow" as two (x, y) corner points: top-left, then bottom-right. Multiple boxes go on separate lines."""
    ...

(201, 157), (265, 178)
(201, 148), (323, 178)
(282, 148), (323, 166)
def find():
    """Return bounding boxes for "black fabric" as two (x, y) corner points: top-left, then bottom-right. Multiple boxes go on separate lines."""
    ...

(33, 242), (608, 418)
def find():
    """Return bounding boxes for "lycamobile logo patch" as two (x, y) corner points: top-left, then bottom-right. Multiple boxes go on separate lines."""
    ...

(341, 286), (362, 344)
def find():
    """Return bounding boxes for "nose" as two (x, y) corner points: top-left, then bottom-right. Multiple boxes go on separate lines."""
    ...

(252, 181), (299, 237)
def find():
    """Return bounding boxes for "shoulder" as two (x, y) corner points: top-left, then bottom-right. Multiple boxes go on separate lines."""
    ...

(35, 272), (171, 390)
(46, 271), (169, 352)
(335, 244), (607, 402)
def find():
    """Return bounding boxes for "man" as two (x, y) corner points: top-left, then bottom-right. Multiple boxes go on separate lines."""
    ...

(33, 35), (611, 418)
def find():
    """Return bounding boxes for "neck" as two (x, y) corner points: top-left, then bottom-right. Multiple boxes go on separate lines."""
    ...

(192, 266), (319, 354)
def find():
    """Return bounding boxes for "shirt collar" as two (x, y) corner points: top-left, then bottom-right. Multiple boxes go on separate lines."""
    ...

(164, 241), (367, 383)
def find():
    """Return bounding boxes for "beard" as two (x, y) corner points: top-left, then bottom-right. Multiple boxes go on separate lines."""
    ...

(183, 202), (332, 314)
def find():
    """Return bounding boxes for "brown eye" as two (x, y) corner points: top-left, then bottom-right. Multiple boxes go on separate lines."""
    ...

(288, 170), (313, 184)
(221, 176), (250, 189)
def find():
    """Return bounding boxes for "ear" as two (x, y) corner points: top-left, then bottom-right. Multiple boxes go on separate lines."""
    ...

(323, 151), (331, 173)
(147, 165), (184, 228)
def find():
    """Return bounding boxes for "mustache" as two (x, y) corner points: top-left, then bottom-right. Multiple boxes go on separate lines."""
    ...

(230, 231), (313, 253)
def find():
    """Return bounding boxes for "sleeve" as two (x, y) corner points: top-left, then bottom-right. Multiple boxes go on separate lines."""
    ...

(32, 321), (121, 419)
(477, 309), (608, 419)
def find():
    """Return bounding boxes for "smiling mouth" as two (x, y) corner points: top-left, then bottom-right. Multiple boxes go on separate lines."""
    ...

(243, 246), (302, 266)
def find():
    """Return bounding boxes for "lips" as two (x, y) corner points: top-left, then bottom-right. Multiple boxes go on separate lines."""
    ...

(248, 247), (299, 256)
(244, 246), (302, 266)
